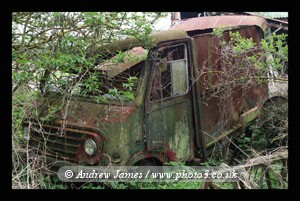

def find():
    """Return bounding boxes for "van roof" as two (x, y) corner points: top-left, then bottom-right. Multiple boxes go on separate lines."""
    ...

(170, 15), (268, 32)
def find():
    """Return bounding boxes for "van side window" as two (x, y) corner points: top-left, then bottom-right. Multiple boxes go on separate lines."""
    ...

(149, 44), (188, 101)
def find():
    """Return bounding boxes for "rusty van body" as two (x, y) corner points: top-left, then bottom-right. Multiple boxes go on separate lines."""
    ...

(23, 15), (270, 167)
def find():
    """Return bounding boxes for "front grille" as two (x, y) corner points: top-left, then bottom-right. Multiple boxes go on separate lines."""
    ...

(28, 124), (101, 164)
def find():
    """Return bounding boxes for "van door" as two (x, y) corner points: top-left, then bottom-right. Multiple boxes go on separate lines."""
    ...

(145, 40), (195, 161)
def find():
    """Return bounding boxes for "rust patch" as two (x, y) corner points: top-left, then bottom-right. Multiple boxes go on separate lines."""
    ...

(54, 104), (137, 129)
(165, 148), (176, 161)
(101, 106), (136, 123)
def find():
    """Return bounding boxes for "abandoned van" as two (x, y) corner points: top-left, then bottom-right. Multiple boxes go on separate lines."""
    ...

(23, 15), (270, 167)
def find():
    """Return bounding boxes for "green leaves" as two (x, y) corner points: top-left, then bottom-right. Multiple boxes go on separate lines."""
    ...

(213, 26), (226, 37)
(92, 76), (138, 103)
(259, 33), (288, 75)
(228, 31), (256, 54)
(12, 12), (164, 97)
(112, 51), (126, 63)
(218, 31), (288, 83)
(122, 76), (137, 92)
(108, 87), (120, 97)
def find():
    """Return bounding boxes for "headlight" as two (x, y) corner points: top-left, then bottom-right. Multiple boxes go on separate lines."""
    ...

(84, 138), (97, 156)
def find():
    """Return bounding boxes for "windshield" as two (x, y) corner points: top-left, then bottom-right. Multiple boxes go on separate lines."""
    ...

(43, 47), (147, 103)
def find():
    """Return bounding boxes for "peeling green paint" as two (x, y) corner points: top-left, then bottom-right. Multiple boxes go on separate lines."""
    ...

(169, 120), (191, 161)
